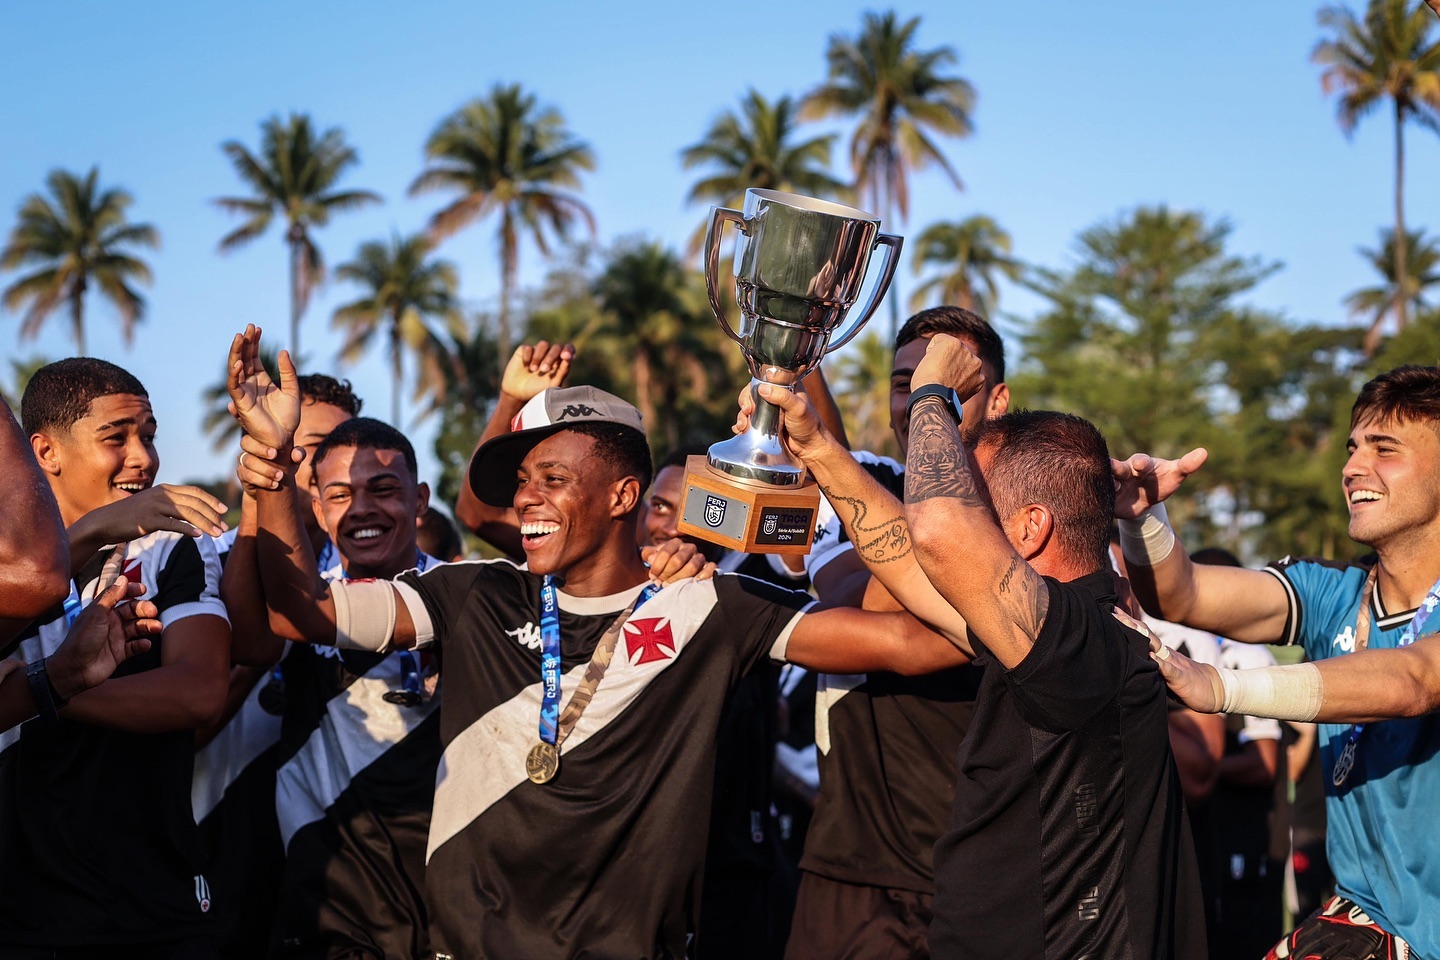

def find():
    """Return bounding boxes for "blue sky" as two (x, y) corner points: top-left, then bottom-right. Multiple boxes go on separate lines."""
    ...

(3, 0), (1438, 488)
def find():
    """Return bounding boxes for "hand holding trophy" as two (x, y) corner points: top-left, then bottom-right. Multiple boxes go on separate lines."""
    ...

(678, 189), (901, 554)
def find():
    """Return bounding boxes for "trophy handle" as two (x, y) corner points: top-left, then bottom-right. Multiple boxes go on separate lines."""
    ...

(703, 206), (748, 346)
(825, 232), (904, 354)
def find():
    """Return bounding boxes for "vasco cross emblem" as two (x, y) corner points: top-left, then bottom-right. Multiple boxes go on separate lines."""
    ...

(704, 495), (727, 528)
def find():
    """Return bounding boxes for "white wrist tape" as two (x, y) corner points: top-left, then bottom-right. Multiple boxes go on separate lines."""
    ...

(1218, 662), (1324, 722)
(331, 579), (397, 652)
(1117, 503), (1177, 568)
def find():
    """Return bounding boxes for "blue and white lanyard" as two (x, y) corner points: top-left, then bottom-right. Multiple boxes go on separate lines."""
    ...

(1332, 567), (1440, 786)
(537, 575), (660, 747)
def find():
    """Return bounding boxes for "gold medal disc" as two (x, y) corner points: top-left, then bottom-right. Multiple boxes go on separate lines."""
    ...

(526, 741), (560, 784)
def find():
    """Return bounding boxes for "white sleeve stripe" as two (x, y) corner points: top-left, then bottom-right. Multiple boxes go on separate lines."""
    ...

(1262, 566), (1301, 646)
(769, 601), (819, 662)
(160, 598), (230, 628)
(393, 580), (436, 649)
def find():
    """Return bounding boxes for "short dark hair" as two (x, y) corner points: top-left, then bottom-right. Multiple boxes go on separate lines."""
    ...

(656, 444), (710, 475)
(973, 410), (1113, 570)
(895, 306), (1006, 384)
(21, 358), (148, 436)
(312, 417), (418, 479)
(418, 507), (464, 562)
(1350, 365), (1440, 432)
(570, 423), (654, 498)
(298, 374), (363, 416)
(1190, 547), (1241, 568)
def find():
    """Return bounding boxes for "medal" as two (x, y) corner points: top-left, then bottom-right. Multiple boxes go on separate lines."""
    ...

(1332, 738), (1357, 787)
(526, 741), (560, 784)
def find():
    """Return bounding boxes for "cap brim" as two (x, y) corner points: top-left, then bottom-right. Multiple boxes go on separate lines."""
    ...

(468, 425), (568, 508)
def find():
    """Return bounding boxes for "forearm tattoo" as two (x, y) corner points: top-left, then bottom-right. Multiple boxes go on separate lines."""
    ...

(823, 491), (913, 564)
(999, 554), (1051, 642)
(904, 401), (986, 507)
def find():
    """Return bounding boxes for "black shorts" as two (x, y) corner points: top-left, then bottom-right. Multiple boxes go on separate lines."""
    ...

(784, 871), (932, 960)
(0, 938), (217, 960)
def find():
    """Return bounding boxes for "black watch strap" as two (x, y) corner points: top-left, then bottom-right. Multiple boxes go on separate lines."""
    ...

(906, 384), (963, 426)
(27, 658), (69, 724)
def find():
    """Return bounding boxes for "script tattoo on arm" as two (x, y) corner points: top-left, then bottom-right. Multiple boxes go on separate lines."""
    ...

(904, 401), (986, 507)
(822, 491), (912, 564)
(998, 555), (1051, 642)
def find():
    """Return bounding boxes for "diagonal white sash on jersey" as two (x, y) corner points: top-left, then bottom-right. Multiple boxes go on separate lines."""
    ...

(277, 653), (440, 847)
(426, 578), (722, 862)
(192, 671), (284, 823)
(815, 673), (866, 755)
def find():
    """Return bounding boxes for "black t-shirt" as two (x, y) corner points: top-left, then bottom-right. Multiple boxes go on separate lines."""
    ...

(393, 560), (812, 960)
(0, 532), (228, 946)
(929, 571), (1206, 960)
(803, 452), (984, 893)
(270, 557), (443, 959)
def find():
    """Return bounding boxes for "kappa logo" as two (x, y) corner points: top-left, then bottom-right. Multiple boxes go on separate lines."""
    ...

(557, 403), (598, 419)
(762, 515), (778, 536)
(1332, 624), (1357, 653)
(704, 495), (727, 528)
(194, 875), (211, 913)
(506, 621), (543, 651)
(624, 618), (676, 665)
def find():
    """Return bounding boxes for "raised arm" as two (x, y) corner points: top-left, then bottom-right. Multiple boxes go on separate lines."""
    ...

(784, 604), (972, 676)
(0, 393), (69, 627)
(454, 341), (573, 559)
(742, 383), (972, 653)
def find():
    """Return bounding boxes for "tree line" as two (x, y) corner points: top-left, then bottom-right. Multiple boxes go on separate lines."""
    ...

(4, 1), (1440, 563)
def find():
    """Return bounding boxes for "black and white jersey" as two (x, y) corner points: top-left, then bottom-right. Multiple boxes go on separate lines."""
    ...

(391, 560), (813, 960)
(802, 451), (984, 893)
(269, 554), (443, 960)
(0, 532), (227, 946)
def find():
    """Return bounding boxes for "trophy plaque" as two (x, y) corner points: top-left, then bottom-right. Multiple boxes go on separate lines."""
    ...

(678, 189), (901, 555)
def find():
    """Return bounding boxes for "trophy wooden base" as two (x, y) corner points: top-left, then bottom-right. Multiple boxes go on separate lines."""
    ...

(676, 456), (820, 556)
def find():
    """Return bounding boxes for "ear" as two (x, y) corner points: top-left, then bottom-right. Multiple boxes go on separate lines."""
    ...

(1012, 503), (1054, 561)
(414, 482), (431, 522)
(610, 476), (642, 519)
(986, 383), (1010, 419)
(30, 432), (61, 477)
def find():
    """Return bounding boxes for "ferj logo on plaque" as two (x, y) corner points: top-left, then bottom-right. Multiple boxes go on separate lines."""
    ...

(677, 189), (902, 556)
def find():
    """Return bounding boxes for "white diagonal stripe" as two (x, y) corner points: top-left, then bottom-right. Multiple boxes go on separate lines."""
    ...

(815, 673), (866, 755)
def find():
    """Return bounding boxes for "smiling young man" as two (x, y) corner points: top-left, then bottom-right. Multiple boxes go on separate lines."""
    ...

(1116, 364), (1440, 959)
(0, 358), (231, 960)
(225, 324), (976, 960)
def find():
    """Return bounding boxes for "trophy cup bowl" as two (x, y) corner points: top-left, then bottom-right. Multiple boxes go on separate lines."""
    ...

(677, 188), (902, 554)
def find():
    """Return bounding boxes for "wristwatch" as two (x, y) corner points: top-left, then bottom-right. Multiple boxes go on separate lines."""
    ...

(906, 383), (964, 427)
(26, 657), (70, 724)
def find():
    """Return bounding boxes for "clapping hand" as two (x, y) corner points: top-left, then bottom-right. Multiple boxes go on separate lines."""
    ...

(501, 341), (576, 404)
(227, 325), (301, 453)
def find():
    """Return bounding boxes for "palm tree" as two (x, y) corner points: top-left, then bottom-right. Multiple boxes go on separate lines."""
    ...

(908, 215), (1020, 315)
(1346, 226), (1440, 352)
(1315, 0), (1440, 334)
(411, 83), (596, 362)
(331, 233), (460, 425)
(215, 114), (381, 357)
(831, 330), (899, 458)
(681, 89), (851, 250)
(1, 168), (158, 356)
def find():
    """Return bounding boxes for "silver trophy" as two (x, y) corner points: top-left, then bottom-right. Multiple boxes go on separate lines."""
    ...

(678, 188), (901, 553)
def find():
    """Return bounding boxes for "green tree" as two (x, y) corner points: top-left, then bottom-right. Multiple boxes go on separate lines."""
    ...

(801, 10), (975, 331)
(1, 167), (158, 356)
(1314, 0), (1440, 337)
(1345, 226), (1440, 352)
(215, 113), (381, 357)
(1011, 206), (1362, 558)
(908, 214), (1020, 314)
(830, 330), (899, 458)
(331, 233), (460, 426)
(0, 354), (52, 410)
(411, 83), (596, 362)
(681, 89), (851, 249)
(422, 312), (501, 512)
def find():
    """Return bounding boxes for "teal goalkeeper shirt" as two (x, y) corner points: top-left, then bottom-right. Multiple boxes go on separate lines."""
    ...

(1266, 557), (1440, 954)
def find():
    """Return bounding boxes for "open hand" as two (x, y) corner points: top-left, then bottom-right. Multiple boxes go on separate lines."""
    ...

(911, 334), (984, 402)
(1111, 449), (1208, 519)
(642, 538), (717, 585)
(1148, 633), (1224, 714)
(227, 324), (301, 451)
(501, 341), (575, 404)
(83, 484), (229, 541)
(48, 556), (159, 699)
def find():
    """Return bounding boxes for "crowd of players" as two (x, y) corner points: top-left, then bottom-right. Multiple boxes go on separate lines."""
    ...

(0, 304), (1435, 960)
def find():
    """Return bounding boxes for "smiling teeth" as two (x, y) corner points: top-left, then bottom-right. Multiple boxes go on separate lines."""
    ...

(352, 528), (383, 540)
(1350, 491), (1382, 503)
(115, 483), (146, 492)
(521, 522), (560, 536)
